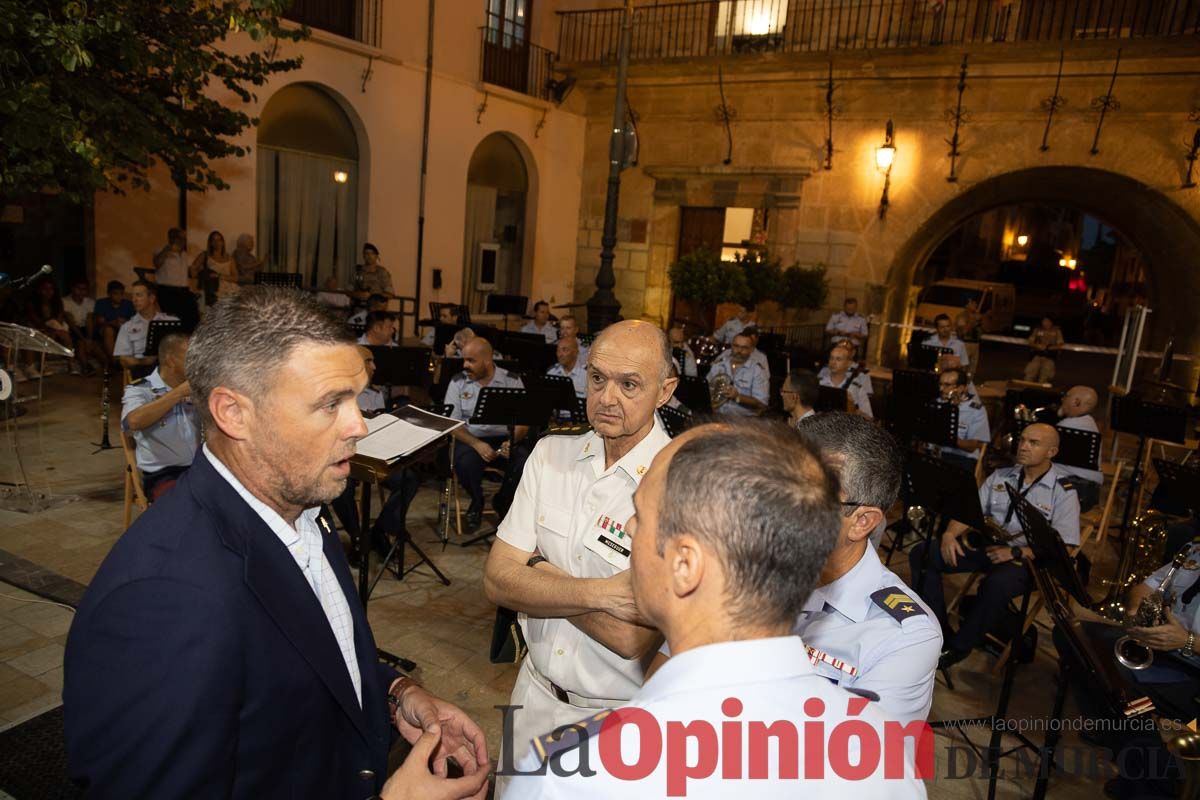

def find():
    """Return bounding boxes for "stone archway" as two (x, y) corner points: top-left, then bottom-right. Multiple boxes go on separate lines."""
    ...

(883, 166), (1200, 355)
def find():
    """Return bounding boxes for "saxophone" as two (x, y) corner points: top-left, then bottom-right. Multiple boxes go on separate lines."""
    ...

(1114, 543), (1192, 670)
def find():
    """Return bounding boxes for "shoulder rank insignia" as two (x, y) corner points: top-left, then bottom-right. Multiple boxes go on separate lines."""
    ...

(870, 588), (927, 623)
(969, 400), (983, 409)
(530, 709), (611, 763)
(1057, 476), (1078, 493)
(129, 377), (147, 386)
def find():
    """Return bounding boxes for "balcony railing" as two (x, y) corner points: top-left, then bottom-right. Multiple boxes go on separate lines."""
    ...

(480, 28), (557, 101)
(283, 0), (381, 47)
(558, 0), (1199, 64)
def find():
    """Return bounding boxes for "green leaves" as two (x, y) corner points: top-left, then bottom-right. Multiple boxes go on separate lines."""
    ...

(0, 0), (305, 204)
(668, 248), (830, 310)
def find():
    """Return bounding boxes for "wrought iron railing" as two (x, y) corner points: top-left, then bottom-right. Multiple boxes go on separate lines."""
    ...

(558, 0), (1199, 64)
(480, 28), (557, 101)
(283, 0), (382, 47)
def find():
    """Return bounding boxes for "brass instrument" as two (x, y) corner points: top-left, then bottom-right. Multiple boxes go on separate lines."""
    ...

(1168, 732), (1200, 800)
(1113, 543), (1192, 670)
(1097, 511), (1175, 621)
(1001, 403), (1055, 452)
(709, 372), (734, 409)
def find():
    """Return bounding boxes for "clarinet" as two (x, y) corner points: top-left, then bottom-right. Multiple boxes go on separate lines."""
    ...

(95, 364), (113, 450)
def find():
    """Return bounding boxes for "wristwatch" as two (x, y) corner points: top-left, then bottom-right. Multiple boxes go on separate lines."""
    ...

(1184, 631), (1195, 658)
(526, 554), (548, 568)
(387, 676), (419, 722)
(1010, 546), (1023, 562)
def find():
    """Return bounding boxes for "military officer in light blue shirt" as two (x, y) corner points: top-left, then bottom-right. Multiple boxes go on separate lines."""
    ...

(936, 368), (990, 472)
(712, 305), (754, 344)
(911, 423), (1079, 668)
(519, 300), (558, 344)
(120, 332), (198, 501)
(795, 413), (942, 725)
(825, 297), (869, 351)
(818, 342), (874, 418)
(921, 314), (970, 366)
(446, 336), (530, 530)
(667, 326), (698, 377)
(546, 337), (587, 399)
(706, 332), (768, 417)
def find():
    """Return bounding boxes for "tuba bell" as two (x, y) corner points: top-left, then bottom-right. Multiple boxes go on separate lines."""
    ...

(1113, 542), (1191, 670)
(709, 373), (734, 409)
(1097, 511), (1174, 621)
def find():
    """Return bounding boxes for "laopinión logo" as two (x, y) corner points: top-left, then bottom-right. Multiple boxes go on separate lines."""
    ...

(495, 697), (935, 796)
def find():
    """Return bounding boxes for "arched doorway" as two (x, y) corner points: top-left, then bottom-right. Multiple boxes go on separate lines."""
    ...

(885, 167), (1200, 355)
(463, 133), (533, 313)
(257, 83), (361, 287)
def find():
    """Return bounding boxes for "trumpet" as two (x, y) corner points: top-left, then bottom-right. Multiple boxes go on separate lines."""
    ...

(1113, 542), (1191, 670)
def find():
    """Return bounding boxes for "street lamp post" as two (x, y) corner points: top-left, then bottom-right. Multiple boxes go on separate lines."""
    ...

(585, 0), (634, 333)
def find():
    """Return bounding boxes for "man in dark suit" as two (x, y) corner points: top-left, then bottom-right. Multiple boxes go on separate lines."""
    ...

(64, 287), (489, 800)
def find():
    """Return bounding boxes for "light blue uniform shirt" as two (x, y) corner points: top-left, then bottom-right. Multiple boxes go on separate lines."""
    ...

(120, 368), (199, 474)
(794, 546), (942, 725)
(707, 351), (768, 417)
(671, 344), (698, 378)
(1057, 414), (1103, 484)
(1143, 542), (1200, 670)
(826, 311), (869, 344)
(978, 463), (1081, 547)
(748, 347), (770, 379)
(818, 366), (874, 419)
(921, 333), (970, 366)
(941, 395), (990, 461)
(445, 366), (524, 438)
(713, 317), (750, 344)
(509, 636), (927, 799)
(520, 320), (558, 344)
(547, 360), (587, 398)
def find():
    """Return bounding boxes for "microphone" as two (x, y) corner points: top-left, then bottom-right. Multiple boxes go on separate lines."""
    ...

(0, 264), (52, 289)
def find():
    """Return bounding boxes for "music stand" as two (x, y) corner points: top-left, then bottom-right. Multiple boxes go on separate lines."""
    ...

(145, 319), (186, 357)
(908, 337), (951, 371)
(1110, 393), (1191, 537)
(369, 346), (433, 390)
(895, 453), (986, 587)
(674, 376), (712, 414)
(1055, 427), (1102, 473)
(485, 294), (528, 331)
(892, 368), (940, 403)
(815, 385), (848, 413)
(658, 404), (693, 438)
(432, 322), (462, 354)
(255, 271), (302, 288)
(522, 373), (578, 417)
(502, 333), (557, 374)
(1151, 458), (1200, 515)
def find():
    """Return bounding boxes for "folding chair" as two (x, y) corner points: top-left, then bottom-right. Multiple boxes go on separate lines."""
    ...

(120, 431), (149, 528)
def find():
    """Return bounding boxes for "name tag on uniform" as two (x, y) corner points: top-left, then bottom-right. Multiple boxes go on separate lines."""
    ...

(584, 515), (631, 569)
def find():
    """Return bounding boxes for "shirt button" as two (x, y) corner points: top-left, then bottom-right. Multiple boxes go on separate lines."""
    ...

(556, 649), (564, 656)
(358, 769), (375, 781)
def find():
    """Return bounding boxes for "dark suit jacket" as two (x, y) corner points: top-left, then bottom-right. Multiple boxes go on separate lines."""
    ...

(64, 450), (399, 799)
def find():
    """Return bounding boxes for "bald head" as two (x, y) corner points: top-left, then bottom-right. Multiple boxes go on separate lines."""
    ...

(590, 320), (672, 382)
(356, 345), (376, 382)
(462, 336), (494, 381)
(1016, 422), (1060, 469)
(586, 320), (677, 446)
(1061, 385), (1098, 418)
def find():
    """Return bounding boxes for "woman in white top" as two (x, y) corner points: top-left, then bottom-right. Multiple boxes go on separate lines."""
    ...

(191, 231), (239, 307)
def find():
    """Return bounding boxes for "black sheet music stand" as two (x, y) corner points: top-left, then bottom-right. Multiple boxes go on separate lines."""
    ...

(522, 373), (578, 417)
(1151, 458), (1200, 515)
(1055, 427), (1102, 473)
(254, 271), (302, 289)
(908, 337), (952, 371)
(502, 333), (556, 374)
(658, 404), (693, 438)
(1110, 393), (1191, 538)
(368, 346), (433, 390)
(892, 367), (940, 403)
(485, 294), (528, 331)
(891, 452), (987, 584)
(674, 375), (712, 414)
(144, 319), (187, 357)
(815, 385), (848, 413)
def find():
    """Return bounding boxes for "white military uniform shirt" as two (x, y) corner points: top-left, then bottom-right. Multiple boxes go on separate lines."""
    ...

(495, 417), (672, 772)
(826, 311), (869, 345)
(112, 311), (179, 358)
(921, 333), (970, 366)
(520, 320), (558, 344)
(1057, 414), (1103, 484)
(795, 546), (942, 725)
(977, 464), (1081, 547)
(445, 366), (524, 439)
(941, 395), (990, 462)
(507, 637), (927, 799)
(707, 352), (768, 418)
(818, 366), (874, 419)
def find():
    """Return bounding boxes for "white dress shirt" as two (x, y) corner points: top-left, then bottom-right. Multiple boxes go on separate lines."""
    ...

(203, 445), (362, 705)
(155, 250), (189, 287)
(113, 311), (180, 358)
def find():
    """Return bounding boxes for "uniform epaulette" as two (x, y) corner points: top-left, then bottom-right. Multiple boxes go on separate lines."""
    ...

(969, 399), (983, 409)
(870, 587), (928, 624)
(530, 709), (611, 764)
(129, 377), (147, 386)
(544, 423), (592, 437)
(1057, 476), (1079, 493)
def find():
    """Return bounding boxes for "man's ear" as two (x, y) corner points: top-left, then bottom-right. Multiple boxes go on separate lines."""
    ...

(845, 507), (884, 544)
(208, 387), (254, 442)
(657, 376), (680, 409)
(669, 534), (704, 599)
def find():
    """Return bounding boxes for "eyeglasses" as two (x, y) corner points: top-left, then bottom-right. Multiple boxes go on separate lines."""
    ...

(840, 500), (867, 517)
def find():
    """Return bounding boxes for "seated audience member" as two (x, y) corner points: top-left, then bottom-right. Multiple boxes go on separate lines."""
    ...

(936, 367), (990, 473)
(781, 368), (819, 427)
(1024, 316), (1064, 383)
(1056, 384), (1103, 512)
(316, 275), (351, 311)
(922, 313), (970, 367)
(706, 332), (768, 417)
(1054, 540), (1200, 800)
(910, 423), (1079, 669)
(520, 300), (558, 344)
(444, 327), (476, 358)
(445, 337), (531, 531)
(120, 333), (198, 501)
(113, 281), (179, 370)
(667, 325), (698, 377)
(359, 311), (398, 347)
(348, 293), (389, 327)
(712, 304), (754, 345)
(502, 421), (925, 798)
(20, 276), (73, 377)
(92, 280), (135, 365)
(62, 278), (103, 374)
(796, 413), (942, 724)
(825, 297), (869, 350)
(818, 342), (873, 418)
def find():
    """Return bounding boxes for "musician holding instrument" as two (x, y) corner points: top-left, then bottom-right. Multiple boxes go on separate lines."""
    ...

(706, 332), (769, 417)
(1053, 540), (1200, 799)
(922, 313), (970, 367)
(1056, 385), (1103, 512)
(937, 368), (990, 473)
(825, 297), (869, 351)
(818, 342), (874, 418)
(910, 423), (1080, 669)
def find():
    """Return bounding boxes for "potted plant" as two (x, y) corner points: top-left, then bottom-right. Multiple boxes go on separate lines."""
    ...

(668, 248), (749, 332)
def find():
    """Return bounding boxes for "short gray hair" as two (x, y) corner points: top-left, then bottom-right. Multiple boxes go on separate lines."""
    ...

(797, 412), (902, 511)
(158, 332), (189, 363)
(187, 287), (353, 431)
(656, 421), (842, 628)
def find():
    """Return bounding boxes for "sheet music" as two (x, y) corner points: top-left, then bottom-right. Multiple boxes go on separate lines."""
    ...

(356, 406), (463, 462)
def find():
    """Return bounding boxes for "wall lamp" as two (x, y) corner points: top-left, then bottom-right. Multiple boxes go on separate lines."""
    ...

(876, 120), (895, 220)
(333, 170), (349, 184)
(1017, 234), (1029, 246)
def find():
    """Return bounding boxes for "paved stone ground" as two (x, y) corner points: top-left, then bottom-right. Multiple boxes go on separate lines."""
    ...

(0, 366), (1151, 799)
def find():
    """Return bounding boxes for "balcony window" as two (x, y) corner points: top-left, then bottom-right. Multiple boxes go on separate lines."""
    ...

(283, 0), (380, 47)
(716, 0), (787, 52)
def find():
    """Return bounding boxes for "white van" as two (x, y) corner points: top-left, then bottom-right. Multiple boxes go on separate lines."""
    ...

(913, 279), (1016, 334)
